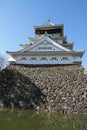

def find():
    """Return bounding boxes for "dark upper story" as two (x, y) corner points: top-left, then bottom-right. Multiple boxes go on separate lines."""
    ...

(33, 20), (64, 37)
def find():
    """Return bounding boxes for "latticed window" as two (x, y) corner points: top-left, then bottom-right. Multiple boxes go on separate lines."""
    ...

(50, 57), (57, 60)
(31, 57), (37, 60)
(61, 57), (69, 61)
(20, 57), (27, 60)
(38, 47), (52, 50)
(40, 57), (47, 60)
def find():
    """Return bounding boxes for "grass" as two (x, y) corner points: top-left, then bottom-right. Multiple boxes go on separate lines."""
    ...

(0, 110), (87, 130)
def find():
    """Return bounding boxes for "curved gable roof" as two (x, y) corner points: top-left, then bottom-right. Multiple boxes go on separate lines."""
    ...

(20, 35), (72, 52)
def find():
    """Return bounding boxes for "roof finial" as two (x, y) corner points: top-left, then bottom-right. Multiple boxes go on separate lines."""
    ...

(42, 19), (54, 26)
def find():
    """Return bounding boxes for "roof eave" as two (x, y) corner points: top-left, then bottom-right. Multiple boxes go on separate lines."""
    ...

(6, 50), (84, 57)
(33, 24), (64, 30)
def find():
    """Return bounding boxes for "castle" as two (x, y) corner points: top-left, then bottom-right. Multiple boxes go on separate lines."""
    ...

(0, 21), (87, 113)
(7, 20), (84, 65)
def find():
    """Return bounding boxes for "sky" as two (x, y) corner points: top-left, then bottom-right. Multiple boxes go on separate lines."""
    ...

(0, 0), (87, 69)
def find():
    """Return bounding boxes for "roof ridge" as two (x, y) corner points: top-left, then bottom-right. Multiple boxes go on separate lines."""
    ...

(42, 19), (55, 26)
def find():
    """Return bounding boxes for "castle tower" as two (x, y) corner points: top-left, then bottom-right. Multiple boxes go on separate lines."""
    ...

(7, 20), (84, 65)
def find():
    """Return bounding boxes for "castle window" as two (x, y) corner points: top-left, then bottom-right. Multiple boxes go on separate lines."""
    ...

(61, 57), (69, 60)
(38, 47), (52, 50)
(20, 57), (27, 60)
(40, 57), (47, 60)
(50, 57), (57, 60)
(30, 57), (37, 60)
(38, 47), (42, 50)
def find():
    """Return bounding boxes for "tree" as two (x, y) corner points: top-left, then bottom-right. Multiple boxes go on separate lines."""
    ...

(0, 56), (4, 70)
(0, 54), (8, 70)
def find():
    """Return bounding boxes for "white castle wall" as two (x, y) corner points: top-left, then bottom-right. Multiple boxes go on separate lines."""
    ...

(14, 55), (81, 65)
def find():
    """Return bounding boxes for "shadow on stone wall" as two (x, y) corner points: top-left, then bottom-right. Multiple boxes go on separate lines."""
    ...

(0, 69), (46, 110)
(0, 64), (87, 113)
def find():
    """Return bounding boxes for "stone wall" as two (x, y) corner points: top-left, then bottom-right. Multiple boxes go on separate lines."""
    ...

(0, 64), (87, 113)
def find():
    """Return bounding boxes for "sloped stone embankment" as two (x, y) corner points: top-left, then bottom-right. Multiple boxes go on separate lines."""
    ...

(0, 64), (87, 113)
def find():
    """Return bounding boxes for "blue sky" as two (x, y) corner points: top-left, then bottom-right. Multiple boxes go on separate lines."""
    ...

(0, 0), (87, 69)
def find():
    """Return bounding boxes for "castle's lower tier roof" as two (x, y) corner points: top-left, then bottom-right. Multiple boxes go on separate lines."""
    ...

(6, 51), (84, 57)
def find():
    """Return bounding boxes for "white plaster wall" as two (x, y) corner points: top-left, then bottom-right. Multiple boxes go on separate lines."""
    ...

(14, 55), (82, 65)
